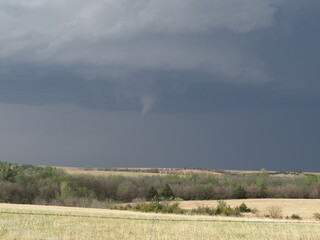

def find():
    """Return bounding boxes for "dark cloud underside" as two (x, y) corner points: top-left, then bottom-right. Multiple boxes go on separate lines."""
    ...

(0, 0), (319, 170)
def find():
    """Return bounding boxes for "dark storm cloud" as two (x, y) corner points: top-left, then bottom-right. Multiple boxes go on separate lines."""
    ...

(0, 104), (319, 171)
(0, 0), (280, 82)
(0, 0), (319, 113)
(0, 0), (319, 170)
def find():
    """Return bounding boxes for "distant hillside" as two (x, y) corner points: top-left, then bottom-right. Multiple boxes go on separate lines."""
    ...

(57, 166), (320, 178)
(1, 161), (319, 209)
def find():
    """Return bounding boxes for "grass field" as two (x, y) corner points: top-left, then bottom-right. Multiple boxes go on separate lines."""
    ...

(56, 166), (263, 177)
(57, 166), (320, 178)
(178, 199), (320, 220)
(56, 166), (269, 179)
(57, 167), (159, 177)
(56, 167), (160, 177)
(56, 166), (230, 177)
(0, 203), (319, 240)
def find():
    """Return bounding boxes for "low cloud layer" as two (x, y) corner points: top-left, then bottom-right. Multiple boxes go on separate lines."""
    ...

(0, 0), (319, 169)
(4, 0), (319, 114)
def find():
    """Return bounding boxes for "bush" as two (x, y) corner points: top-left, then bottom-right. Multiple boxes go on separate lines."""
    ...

(238, 203), (251, 212)
(265, 206), (282, 219)
(191, 206), (216, 216)
(117, 200), (251, 217)
(165, 202), (185, 214)
(135, 200), (163, 213)
(128, 200), (185, 214)
(215, 200), (240, 216)
(291, 214), (302, 220)
(314, 212), (320, 220)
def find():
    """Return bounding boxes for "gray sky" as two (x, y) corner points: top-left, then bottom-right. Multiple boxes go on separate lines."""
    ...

(0, 0), (319, 171)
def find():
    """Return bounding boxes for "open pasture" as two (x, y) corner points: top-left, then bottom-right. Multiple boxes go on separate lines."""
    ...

(56, 167), (160, 177)
(178, 198), (320, 220)
(57, 166), (320, 178)
(0, 203), (319, 240)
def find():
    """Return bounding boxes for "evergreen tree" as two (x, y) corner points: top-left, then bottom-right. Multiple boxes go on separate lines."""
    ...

(161, 184), (174, 200)
(145, 186), (158, 201)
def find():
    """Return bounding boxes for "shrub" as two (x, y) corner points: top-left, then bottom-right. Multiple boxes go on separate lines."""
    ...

(131, 200), (184, 214)
(215, 200), (227, 215)
(191, 206), (216, 216)
(191, 202), (238, 216)
(291, 214), (302, 220)
(314, 212), (320, 220)
(136, 200), (163, 213)
(216, 200), (240, 216)
(165, 202), (185, 214)
(265, 206), (282, 219)
(238, 203), (251, 212)
(116, 200), (251, 217)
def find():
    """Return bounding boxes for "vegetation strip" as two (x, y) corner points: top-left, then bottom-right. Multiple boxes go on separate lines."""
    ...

(1, 162), (320, 208)
(0, 211), (319, 225)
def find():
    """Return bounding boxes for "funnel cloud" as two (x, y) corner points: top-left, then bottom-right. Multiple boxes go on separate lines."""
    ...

(0, 0), (319, 171)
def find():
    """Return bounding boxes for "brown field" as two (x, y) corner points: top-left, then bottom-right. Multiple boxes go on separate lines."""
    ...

(178, 198), (320, 220)
(56, 166), (227, 177)
(0, 203), (319, 240)
(56, 166), (320, 178)
(56, 167), (160, 177)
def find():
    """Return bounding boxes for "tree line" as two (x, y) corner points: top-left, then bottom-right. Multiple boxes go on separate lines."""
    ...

(0, 161), (319, 208)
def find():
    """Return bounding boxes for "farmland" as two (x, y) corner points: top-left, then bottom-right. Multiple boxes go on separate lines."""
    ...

(58, 166), (320, 177)
(1, 162), (320, 208)
(178, 198), (320, 220)
(0, 163), (320, 239)
(0, 203), (319, 240)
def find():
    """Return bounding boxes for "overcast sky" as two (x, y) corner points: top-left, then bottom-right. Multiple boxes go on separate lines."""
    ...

(0, 0), (319, 171)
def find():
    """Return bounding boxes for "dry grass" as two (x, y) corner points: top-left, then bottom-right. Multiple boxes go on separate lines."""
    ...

(56, 167), (159, 177)
(56, 166), (320, 178)
(178, 199), (320, 220)
(57, 166), (260, 176)
(0, 203), (319, 240)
